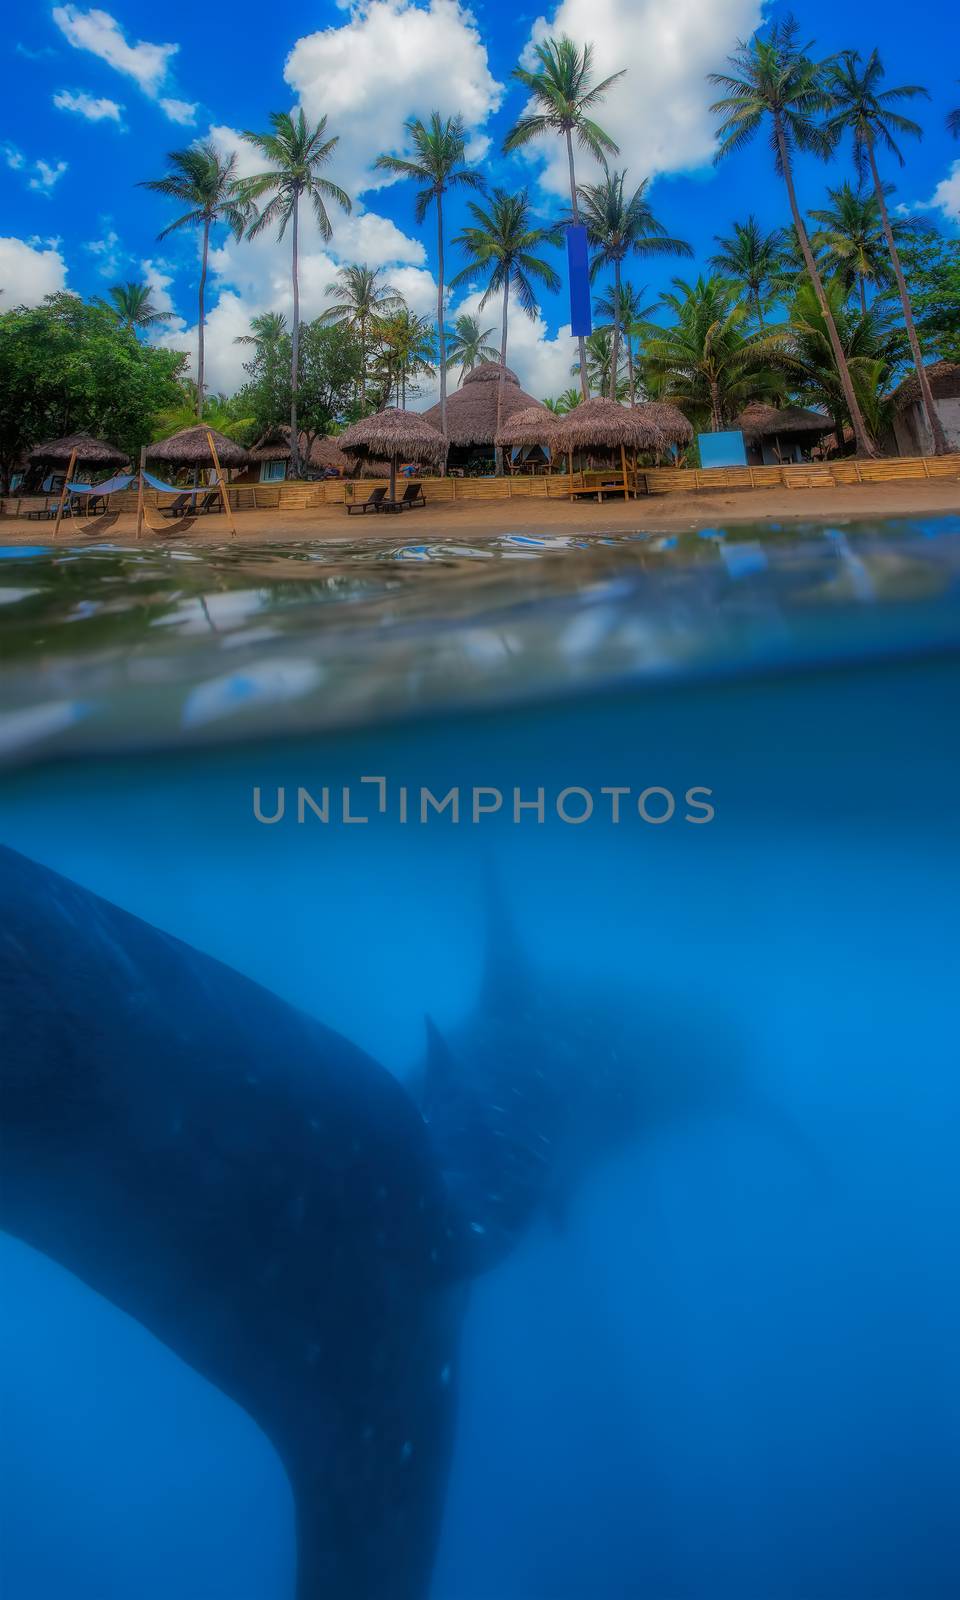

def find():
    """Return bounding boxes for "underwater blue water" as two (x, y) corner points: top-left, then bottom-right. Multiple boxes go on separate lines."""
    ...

(1, 526), (959, 1599)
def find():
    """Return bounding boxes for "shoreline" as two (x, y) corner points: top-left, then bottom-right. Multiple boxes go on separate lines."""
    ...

(1, 480), (958, 546)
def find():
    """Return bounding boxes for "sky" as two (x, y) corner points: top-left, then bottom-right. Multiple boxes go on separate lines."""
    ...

(3, 0), (958, 407)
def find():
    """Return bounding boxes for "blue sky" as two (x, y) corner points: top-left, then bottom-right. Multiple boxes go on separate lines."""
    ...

(4, 0), (958, 403)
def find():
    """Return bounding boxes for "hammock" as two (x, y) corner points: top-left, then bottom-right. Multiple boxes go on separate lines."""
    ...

(143, 470), (218, 497)
(66, 473), (136, 496)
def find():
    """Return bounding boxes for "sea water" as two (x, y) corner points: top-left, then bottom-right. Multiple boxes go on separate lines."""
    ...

(1, 521), (959, 1600)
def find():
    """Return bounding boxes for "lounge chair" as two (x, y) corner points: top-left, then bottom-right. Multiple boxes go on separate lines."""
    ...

(161, 493), (192, 519)
(396, 483), (426, 510)
(346, 486), (388, 515)
(197, 490), (222, 514)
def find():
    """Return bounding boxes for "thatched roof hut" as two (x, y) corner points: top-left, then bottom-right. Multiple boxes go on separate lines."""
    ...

(734, 403), (831, 441)
(423, 363), (543, 451)
(249, 427), (352, 476)
(494, 405), (563, 451)
(339, 407), (447, 499)
(27, 431), (128, 470)
(892, 360), (960, 410)
(146, 426), (251, 467)
(557, 398), (692, 455)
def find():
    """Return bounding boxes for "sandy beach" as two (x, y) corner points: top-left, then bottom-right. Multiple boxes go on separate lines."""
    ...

(1, 479), (959, 546)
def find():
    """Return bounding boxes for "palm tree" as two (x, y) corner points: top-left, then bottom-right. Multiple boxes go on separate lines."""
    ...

(320, 263), (403, 414)
(785, 277), (907, 443)
(593, 279), (655, 402)
(238, 110), (351, 476)
(948, 87), (960, 138)
(544, 388), (583, 414)
(807, 183), (891, 312)
(445, 314), (500, 384)
(375, 114), (483, 438)
(826, 50), (949, 455)
(504, 37), (625, 401)
(575, 171), (690, 400)
(374, 310), (436, 407)
(644, 275), (786, 433)
(140, 143), (249, 418)
(570, 330), (631, 400)
(709, 18), (877, 456)
(709, 216), (787, 328)
(449, 189), (561, 449)
(233, 311), (289, 348)
(95, 280), (175, 333)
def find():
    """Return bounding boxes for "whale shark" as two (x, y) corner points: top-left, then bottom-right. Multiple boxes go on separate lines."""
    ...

(0, 844), (469, 1600)
(1, 845), (817, 1598)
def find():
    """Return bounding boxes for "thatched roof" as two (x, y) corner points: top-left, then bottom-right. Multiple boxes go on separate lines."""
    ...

(250, 427), (351, 474)
(146, 426), (251, 466)
(557, 398), (693, 452)
(734, 403), (831, 439)
(339, 407), (447, 465)
(494, 405), (563, 449)
(423, 362), (543, 447)
(893, 360), (960, 410)
(27, 431), (128, 468)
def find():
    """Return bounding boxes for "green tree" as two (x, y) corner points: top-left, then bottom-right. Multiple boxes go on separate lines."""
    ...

(784, 276), (907, 441)
(139, 143), (248, 419)
(644, 275), (786, 432)
(233, 317), (293, 438)
(0, 294), (186, 484)
(239, 110), (351, 476)
(575, 170), (690, 398)
(570, 329), (630, 400)
(808, 183), (894, 311)
(445, 313), (499, 383)
(94, 280), (175, 333)
(826, 49), (949, 453)
(450, 188), (561, 449)
(375, 114), (483, 436)
(593, 279), (656, 401)
(709, 216), (788, 328)
(504, 37), (625, 401)
(319, 263), (404, 413)
(374, 310), (437, 407)
(233, 311), (288, 348)
(893, 233), (960, 362)
(151, 385), (256, 444)
(709, 18), (877, 455)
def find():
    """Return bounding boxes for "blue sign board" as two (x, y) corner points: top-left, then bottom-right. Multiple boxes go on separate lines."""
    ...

(566, 225), (592, 338)
(698, 430), (748, 468)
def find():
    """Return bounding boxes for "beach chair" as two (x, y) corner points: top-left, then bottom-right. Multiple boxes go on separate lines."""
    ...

(161, 493), (192, 519)
(197, 491), (222, 514)
(397, 483), (426, 510)
(346, 486), (387, 515)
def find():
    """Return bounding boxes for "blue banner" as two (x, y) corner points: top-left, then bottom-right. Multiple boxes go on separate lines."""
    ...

(566, 225), (592, 338)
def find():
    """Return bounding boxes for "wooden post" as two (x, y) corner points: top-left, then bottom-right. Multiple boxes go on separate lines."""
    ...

(52, 448), (77, 539)
(206, 430), (237, 537)
(135, 445), (146, 540)
(620, 443), (629, 501)
(568, 449), (574, 501)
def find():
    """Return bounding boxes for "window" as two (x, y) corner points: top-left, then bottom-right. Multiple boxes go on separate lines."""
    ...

(260, 460), (287, 483)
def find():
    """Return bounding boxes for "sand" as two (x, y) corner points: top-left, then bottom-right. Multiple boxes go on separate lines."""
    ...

(1, 480), (958, 546)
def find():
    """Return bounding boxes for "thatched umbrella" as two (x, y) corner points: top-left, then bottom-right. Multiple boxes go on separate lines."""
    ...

(339, 408), (447, 502)
(27, 431), (128, 472)
(556, 399), (693, 498)
(146, 426), (251, 469)
(423, 362), (543, 454)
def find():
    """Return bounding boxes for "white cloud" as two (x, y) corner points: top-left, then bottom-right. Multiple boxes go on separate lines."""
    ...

(152, 290), (259, 395)
(440, 285), (577, 407)
(85, 225), (123, 276)
(0, 236), (68, 304)
(330, 209), (426, 269)
(158, 96), (197, 126)
(29, 159), (69, 195)
(285, 0), (503, 196)
(3, 146), (26, 172)
(53, 88), (125, 122)
(517, 0), (763, 196)
(913, 161), (960, 225)
(51, 6), (194, 123)
(142, 258), (183, 325)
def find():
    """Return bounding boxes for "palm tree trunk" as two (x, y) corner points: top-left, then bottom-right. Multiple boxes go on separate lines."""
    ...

(566, 128), (589, 402)
(609, 260), (623, 402)
(709, 378), (722, 432)
(436, 191), (447, 455)
(867, 143), (949, 455)
(774, 120), (876, 458)
(359, 311), (366, 415)
(626, 331), (635, 407)
(858, 275), (867, 317)
(197, 216), (210, 421)
(290, 193), (301, 478)
(754, 290), (765, 331)
(495, 277), (510, 476)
